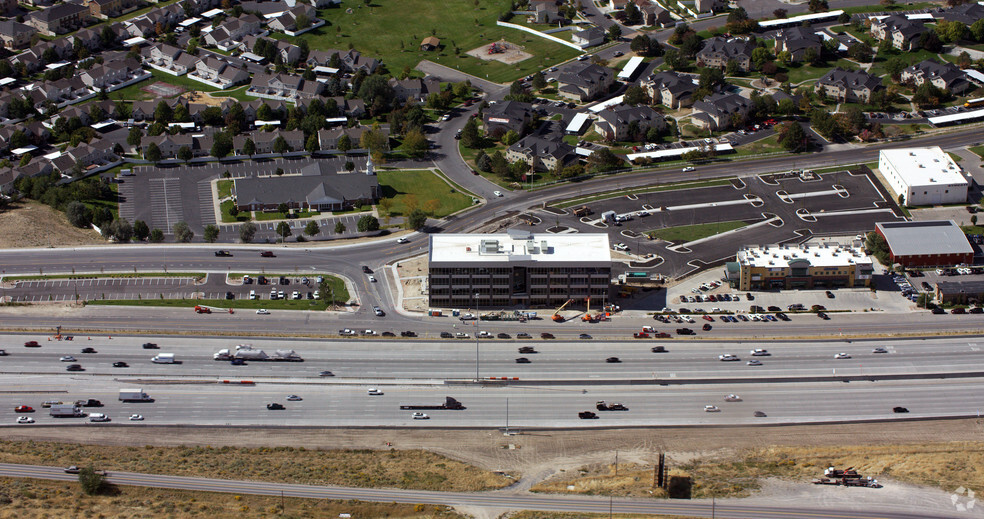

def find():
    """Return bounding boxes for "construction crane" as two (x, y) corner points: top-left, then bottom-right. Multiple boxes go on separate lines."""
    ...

(552, 298), (574, 322)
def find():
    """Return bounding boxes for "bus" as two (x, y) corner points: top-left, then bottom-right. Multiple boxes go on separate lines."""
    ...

(625, 272), (649, 278)
(964, 98), (984, 109)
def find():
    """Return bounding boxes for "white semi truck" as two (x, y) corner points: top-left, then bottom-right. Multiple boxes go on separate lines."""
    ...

(213, 347), (303, 361)
(119, 388), (152, 402)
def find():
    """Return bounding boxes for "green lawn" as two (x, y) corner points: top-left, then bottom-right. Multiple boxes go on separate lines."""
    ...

(377, 169), (473, 217)
(112, 69), (220, 103)
(841, 2), (936, 14)
(275, 0), (580, 84)
(735, 134), (783, 156)
(254, 210), (321, 221)
(783, 59), (860, 85)
(85, 180), (119, 220)
(948, 152), (963, 163)
(220, 200), (250, 223)
(216, 179), (233, 199)
(647, 220), (749, 243)
(969, 145), (984, 159)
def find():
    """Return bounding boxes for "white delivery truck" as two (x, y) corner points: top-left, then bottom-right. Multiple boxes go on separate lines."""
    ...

(50, 404), (84, 417)
(151, 353), (175, 364)
(119, 388), (152, 402)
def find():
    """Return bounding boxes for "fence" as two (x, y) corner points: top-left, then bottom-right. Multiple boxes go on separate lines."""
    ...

(495, 21), (583, 51)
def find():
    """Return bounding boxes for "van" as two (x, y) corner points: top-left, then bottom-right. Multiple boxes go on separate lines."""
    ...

(151, 353), (175, 364)
(88, 413), (110, 422)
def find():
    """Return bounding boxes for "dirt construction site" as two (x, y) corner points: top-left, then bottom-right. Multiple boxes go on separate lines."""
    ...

(466, 40), (532, 64)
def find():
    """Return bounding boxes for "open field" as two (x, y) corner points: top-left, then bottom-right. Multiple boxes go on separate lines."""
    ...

(0, 477), (465, 519)
(278, 0), (580, 83)
(0, 440), (512, 492)
(969, 145), (984, 159)
(0, 201), (105, 249)
(647, 220), (748, 243)
(378, 169), (474, 217)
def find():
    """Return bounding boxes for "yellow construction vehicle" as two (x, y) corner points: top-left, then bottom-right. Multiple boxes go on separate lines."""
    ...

(552, 298), (574, 322)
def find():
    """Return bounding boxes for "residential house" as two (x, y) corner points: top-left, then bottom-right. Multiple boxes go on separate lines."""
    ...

(267, 5), (319, 34)
(420, 36), (440, 51)
(691, 92), (754, 130)
(124, 17), (155, 37)
(483, 100), (534, 135)
(571, 27), (604, 48)
(773, 26), (823, 62)
(84, 0), (138, 19)
(0, 0), (17, 15)
(305, 47), (379, 74)
(870, 14), (926, 51)
(633, 0), (672, 27)
(27, 77), (90, 106)
(247, 73), (322, 101)
(202, 14), (262, 50)
(72, 27), (103, 50)
(529, 1), (564, 24)
(0, 20), (37, 50)
(815, 67), (882, 103)
(145, 43), (199, 75)
(317, 124), (391, 151)
(189, 56), (250, 88)
(556, 62), (614, 102)
(242, 35), (303, 64)
(694, 0), (727, 12)
(505, 135), (575, 172)
(0, 168), (19, 194)
(942, 2), (984, 25)
(25, 3), (91, 36)
(594, 105), (666, 141)
(643, 71), (697, 108)
(79, 58), (146, 90)
(131, 97), (187, 121)
(141, 133), (210, 158)
(696, 37), (755, 71)
(388, 77), (441, 103)
(901, 59), (971, 95)
(234, 159), (379, 212)
(609, 0), (628, 9)
(233, 129), (305, 154)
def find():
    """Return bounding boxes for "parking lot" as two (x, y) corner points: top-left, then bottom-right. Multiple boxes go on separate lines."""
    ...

(533, 168), (905, 280)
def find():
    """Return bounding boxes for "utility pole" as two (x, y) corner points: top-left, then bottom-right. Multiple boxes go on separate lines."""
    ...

(615, 449), (618, 477)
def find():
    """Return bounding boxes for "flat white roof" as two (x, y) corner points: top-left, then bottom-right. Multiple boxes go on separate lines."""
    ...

(927, 108), (984, 125)
(90, 120), (116, 130)
(565, 112), (590, 133)
(325, 117), (347, 124)
(200, 8), (224, 18)
(617, 56), (644, 80)
(880, 147), (967, 186)
(429, 232), (611, 265)
(876, 220), (973, 257)
(168, 122), (196, 128)
(179, 17), (201, 26)
(45, 61), (71, 70)
(759, 9), (843, 27)
(737, 242), (872, 269)
(0, 77), (15, 86)
(588, 95), (624, 113)
(965, 69), (984, 84)
(11, 146), (37, 154)
(626, 143), (733, 161)
(313, 66), (340, 74)
(241, 52), (265, 62)
(123, 36), (147, 46)
(255, 120), (281, 126)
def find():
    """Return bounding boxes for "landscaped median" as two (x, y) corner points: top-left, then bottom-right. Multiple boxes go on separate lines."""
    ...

(551, 179), (734, 210)
(1, 272), (206, 282)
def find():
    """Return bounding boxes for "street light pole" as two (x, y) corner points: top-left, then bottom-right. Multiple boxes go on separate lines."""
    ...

(474, 293), (480, 382)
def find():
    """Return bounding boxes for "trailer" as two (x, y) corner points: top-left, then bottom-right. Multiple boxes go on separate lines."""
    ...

(151, 353), (175, 364)
(50, 404), (84, 417)
(213, 348), (303, 361)
(119, 388), (153, 402)
(399, 397), (465, 410)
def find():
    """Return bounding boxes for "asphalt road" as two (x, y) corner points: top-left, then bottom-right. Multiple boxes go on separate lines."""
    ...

(0, 462), (970, 519)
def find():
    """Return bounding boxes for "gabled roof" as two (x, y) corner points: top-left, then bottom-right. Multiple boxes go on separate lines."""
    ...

(29, 2), (89, 22)
(817, 67), (881, 91)
(508, 135), (574, 161)
(646, 71), (696, 96)
(697, 36), (755, 61)
(692, 92), (753, 117)
(557, 62), (612, 88)
(598, 105), (665, 128)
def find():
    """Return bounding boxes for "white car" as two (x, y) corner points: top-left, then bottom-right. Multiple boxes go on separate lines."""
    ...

(834, 353), (851, 359)
(455, 332), (470, 339)
(368, 275), (376, 282)
(750, 349), (770, 356)
(60, 356), (76, 362)
(412, 412), (429, 420)
(724, 394), (742, 402)
(256, 309), (270, 315)
(718, 354), (740, 361)
(682, 166), (695, 172)
(291, 291), (300, 299)
(396, 237), (409, 244)
(286, 395), (302, 401)
(746, 359), (763, 366)
(704, 405), (720, 412)
(88, 413), (110, 422)
(129, 414), (143, 421)
(613, 243), (629, 251)
(16, 416), (34, 424)
(367, 388), (383, 395)
(440, 114), (450, 121)
(493, 191), (503, 197)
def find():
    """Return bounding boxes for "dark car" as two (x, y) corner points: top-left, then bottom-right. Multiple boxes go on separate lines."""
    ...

(515, 357), (531, 363)
(66, 364), (84, 371)
(651, 346), (667, 353)
(932, 307), (945, 314)
(893, 406), (909, 413)
(775, 313), (790, 321)
(362, 266), (373, 274)
(702, 323), (712, 331)
(266, 403), (285, 410)
(605, 357), (621, 363)
(142, 342), (159, 349)
(225, 291), (235, 300)
(817, 311), (830, 320)
(81, 347), (97, 353)
(676, 328), (695, 335)
(746, 293), (754, 300)
(79, 399), (102, 407)
(753, 411), (767, 417)
(952, 307), (966, 314)
(24, 341), (40, 347)
(112, 361), (128, 368)
(825, 290), (835, 299)
(382, 331), (396, 337)
(540, 332), (555, 339)
(518, 346), (536, 354)
(517, 333), (532, 339)
(971, 307), (984, 314)
(921, 282), (932, 291)
(497, 333), (511, 339)
(578, 411), (598, 419)
(231, 358), (245, 365)
(214, 250), (232, 257)
(767, 306), (781, 312)
(440, 332), (453, 338)
(401, 331), (417, 337)
(260, 251), (275, 257)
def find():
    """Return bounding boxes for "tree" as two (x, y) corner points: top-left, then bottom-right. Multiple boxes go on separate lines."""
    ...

(78, 467), (105, 495)
(66, 201), (92, 228)
(773, 8), (788, 18)
(337, 133), (352, 152)
(177, 145), (193, 162)
(239, 221), (257, 243)
(406, 208), (427, 230)
(276, 221), (292, 241)
(847, 42), (873, 62)
(663, 49), (685, 71)
(296, 13), (310, 30)
(334, 221), (346, 233)
(145, 142), (162, 162)
(971, 19), (984, 42)
(777, 121), (808, 151)
(607, 24), (622, 42)
(133, 220), (150, 241)
(936, 19), (968, 43)
(242, 138), (256, 156)
(173, 221), (194, 242)
(154, 100), (173, 123)
(401, 128), (428, 157)
(751, 47), (772, 69)
(211, 131), (234, 158)
(107, 219), (133, 242)
(808, 0), (828, 12)
(461, 117), (481, 148)
(149, 228), (165, 243)
(502, 130), (520, 145)
(586, 147), (624, 173)
(203, 224), (219, 243)
(919, 30), (942, 52)
(531, 73), (547, 91)
(304, 220), (320, 236)
(277, 202), (290, 215)
(623, 1), (642, 24)
(624, 85), (647, 106)
(357, 214), (380, 232)
(273, 135), (289, 153)
(802, 47), (821, 67)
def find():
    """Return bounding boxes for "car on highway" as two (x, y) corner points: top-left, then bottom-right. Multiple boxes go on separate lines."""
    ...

(746, 359), (762, 366)
(497, 333), (511, 339)
(339, 329), (357, 336)
(411, 412), (429, 420)
(872, 347), (888, 354)
(704, 405), (720, 412)
(718, 354), (740, 361)
(676, 328), (695, 335)
(382, 331), (396, 337)
(540, 332), (555, 339)
(651, 346), (667, 353)
(142, 342), (159, 349)
(231, 358), (245, 366)
(605, 357), (621, 363)
(455, 332), (469, 339)
(750, 349), (770, 356)
(753, 411), (767, 417)
(260, 251), (275, 257)
(834, 352), (851, 359)
(266, 403), (285, 410)
(518, 346), (536, 354)
(41, 401), (62, 408)
(81, 347), (97, 354)
(286, 395), (302, 401)
(368, 388), (383, 395)
(16, 416), (35, 424)
(515, 357), (531, 363)
(0, 349), (6, 356)
(517, 333), (532, 339)
(401, 331), (417, 337)
(215, 250), (232, 257)
(15, 406), (33, 413)
(893, 406), (909, 413)
(66, 364), (84, 371)
(682, 166), (695, 172)
(397, 237), (409, 244)
(88, 413), (110, 422)
(362, 266), (373, 274)
(319, 370), (334, 377)
(440, 332), (453, 338)
(129, 414), (144, 421)
(724, 394), (742, 402)
(24, 341), (40, 347)
(826, 290), (835, 298)
(368, 275), (376, 282)
(579, 333), (592, 340)
(373, 306), (385, 316)
(64, 466), (81, 474)
(578, 411), (598, 419)
(702, 323), (712, 331)
(256, 309), (270, 315)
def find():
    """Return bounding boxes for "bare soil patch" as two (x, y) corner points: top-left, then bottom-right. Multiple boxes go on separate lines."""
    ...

(0, 201), (105, 249)
(182, 90), (227, 106)
(466, 40), (532, 64)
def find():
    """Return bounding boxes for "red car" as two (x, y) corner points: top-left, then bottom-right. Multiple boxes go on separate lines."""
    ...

(260, 251), (275, 257)
(15, 406), (33, 413)
(24, 341), (40, 347)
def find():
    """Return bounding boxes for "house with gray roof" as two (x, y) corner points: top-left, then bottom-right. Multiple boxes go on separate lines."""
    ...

(901, 59), (970, 96)
(870, 14), (926, 51)
(233, 158), (379, 212)
(25, 2), (90, 36)
(942, 2), (984, 25)
(505, 135), (575, 172)
(696, 37), (755, 71)
(691, 92), (754, 130)
(0, 20), (37, 50)
(594, 105), (666, 141)
(773, 27), (822, 62)
(556, 62), (614, 102)
(571, 27), (604, 48)
(483, 100), (534, 135)
(815, 68), (881, 103)
(643, 71), (697, 108)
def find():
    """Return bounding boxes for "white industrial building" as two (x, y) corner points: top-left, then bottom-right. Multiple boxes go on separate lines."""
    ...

(428, 230), (612, 309)
(878, 147), (967, 207)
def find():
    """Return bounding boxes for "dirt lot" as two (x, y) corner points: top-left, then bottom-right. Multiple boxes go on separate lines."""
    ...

(0, 201), (104, 249)
(466, 40), (532, 64)
(182, 90), (228, 107)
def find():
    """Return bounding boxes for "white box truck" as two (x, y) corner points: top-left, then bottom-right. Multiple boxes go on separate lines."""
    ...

(151, 353), (175, 364)
(50, 403), (84, 417)
(119, 388), (152, 402)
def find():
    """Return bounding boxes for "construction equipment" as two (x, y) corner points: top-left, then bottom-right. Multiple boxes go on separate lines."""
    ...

(573, 205), (592, 217)
(193, 305), (211, 314)
(582, 297), (594, 322)
(552, 299), (574, 322)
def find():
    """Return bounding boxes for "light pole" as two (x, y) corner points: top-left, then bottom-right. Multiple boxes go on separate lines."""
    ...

(475, 292), (480, 382)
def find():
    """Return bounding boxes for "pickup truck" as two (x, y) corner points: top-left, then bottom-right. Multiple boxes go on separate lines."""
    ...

(338, 329), (357, 336)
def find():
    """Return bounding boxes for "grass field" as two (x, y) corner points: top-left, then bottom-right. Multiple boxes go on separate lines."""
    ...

(278, 0), (580, 83)
(968, 145), (984, 159)
(868, 48), (942, 78)
(112, 68), (220, 102)
(734, 134), (783, 156)
(647, 220), (748, 243)
(220, 200), (251, 223)
(0, 477), (468, 519)
(216, 179), (233, 199)
(253, 209), (321, 221)
(783, 58), (860, 85)
(378, 169), (474, 217)
(531, 441), (984, 499)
